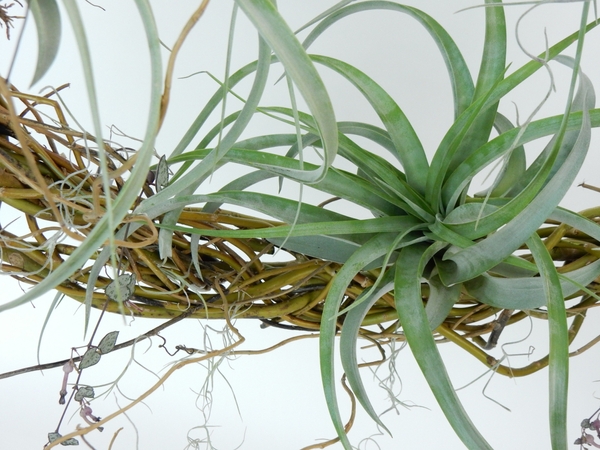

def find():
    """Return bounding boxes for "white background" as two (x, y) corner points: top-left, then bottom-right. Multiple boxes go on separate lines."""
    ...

(1, 1), (600, 449)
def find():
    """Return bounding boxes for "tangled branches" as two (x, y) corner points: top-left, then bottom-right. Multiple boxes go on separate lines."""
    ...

(1, 81), (600, 384)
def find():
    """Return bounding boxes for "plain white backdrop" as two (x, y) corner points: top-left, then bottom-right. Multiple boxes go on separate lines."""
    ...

(1, 1), (600, 449)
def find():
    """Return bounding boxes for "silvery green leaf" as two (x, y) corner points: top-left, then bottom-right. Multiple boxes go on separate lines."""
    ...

(79, 348), (101, 370)
(28, 0), (62, 86)
(74, 385), (95, 402)
(97, 331), (118, 354)
(105, 273), (136, 303)
(235, 0), (338, 184)
(48, 432), (79, 445)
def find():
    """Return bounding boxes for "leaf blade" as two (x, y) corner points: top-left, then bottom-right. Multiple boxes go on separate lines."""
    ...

(527, 234), (568, 450)
(28, 0), (61, 85)
(235, 0), (338, 183)
(319, 232), (399, 449)
(340, 267), (395, 434)
(394, 244), (492, 450)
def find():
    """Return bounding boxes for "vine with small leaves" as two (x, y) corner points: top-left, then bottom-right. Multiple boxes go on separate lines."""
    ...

(575, 406), (600, 449)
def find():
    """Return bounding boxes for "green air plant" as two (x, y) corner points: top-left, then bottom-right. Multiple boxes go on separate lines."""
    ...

(2, 0), (600, 449)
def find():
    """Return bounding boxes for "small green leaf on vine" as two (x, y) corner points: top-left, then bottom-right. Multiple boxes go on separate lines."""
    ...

(105, 274), (135, 303)
(97, 331), (119, 354)
(47, 432), (79, 446)
(79, 348), (101, 370)
(155, 155), (169, 192)
(74, 385), (95, 402)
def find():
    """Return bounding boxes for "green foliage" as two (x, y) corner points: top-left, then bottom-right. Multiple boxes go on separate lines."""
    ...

(181, 2), (598, 448)
(4, 1), (600, 448)
(27, 0), (61, 86)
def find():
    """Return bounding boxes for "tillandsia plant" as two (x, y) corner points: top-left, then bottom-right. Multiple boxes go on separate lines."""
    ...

(1, 0), (600, 448)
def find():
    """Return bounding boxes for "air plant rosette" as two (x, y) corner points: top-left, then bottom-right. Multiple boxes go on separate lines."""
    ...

(2, 1), (600, 449)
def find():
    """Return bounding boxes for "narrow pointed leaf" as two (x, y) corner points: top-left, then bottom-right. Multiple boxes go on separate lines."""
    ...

(527, 234), (568, 450)
(483, 18), (599, 115)
(462, 206), (600, 309)
(161, 215), (420, 240)
(448, 0), (505, 171)
(340, 267), (395, 433)
(173, 149), (402, 215)
(301, 1), (474, 117)
(485, 113), (526, 198)
(28, 0), (61, 85)
(235, 0), (338, 183)
(320, 233), (399, 449)
(394, 244), (492, 449)
(463, 258), (600, 309)
(425, 273), (461, 330)
(550, 207), (600, 241)
(506, 56), (595, 196)
(157, 35), (271, 259)
(426, 75), (503, 212)
(311, 55), (428, 193)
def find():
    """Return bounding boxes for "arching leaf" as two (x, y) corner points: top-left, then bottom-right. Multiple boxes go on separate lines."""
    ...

(395, 243), (492, 449)
(28, 0), (61, 86)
